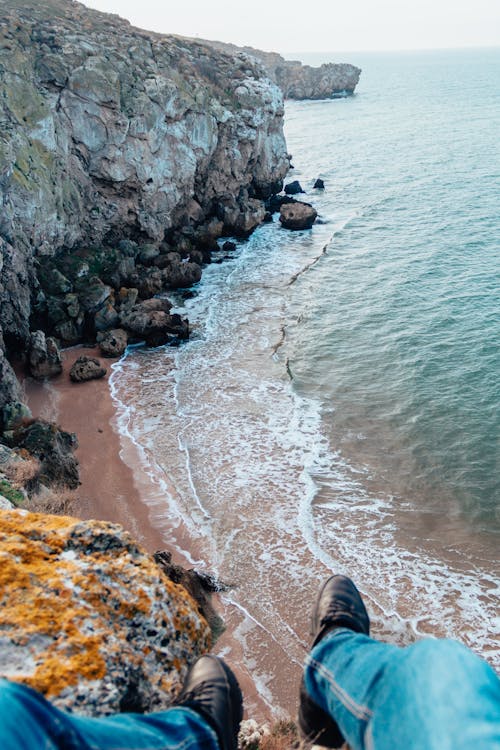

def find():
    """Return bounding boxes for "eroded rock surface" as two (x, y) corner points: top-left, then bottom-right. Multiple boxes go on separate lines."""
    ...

(203, 40), (361, 100)
(279, 202), (318, 231)
(0, 0), (288, 396)
(69, 355), (107, 382)
(0, 509), (210, 715)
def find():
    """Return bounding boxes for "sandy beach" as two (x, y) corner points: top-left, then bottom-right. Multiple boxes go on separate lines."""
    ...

(22, 345), (273, 723)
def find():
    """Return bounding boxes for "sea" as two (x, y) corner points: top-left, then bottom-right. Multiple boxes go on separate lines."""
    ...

(109, 48), (500, 717)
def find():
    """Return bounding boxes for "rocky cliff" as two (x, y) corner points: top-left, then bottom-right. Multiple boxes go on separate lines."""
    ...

(201, 40), (361, 100)
(0, 0), (289, 407)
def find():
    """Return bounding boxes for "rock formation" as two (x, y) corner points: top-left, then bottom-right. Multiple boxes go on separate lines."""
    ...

(0, 0), (289, 410)
(201, 41), (361, 100)
(279, 202), (318, 231)
(0, 509), (210, 715)
(69, 355), (107, 382)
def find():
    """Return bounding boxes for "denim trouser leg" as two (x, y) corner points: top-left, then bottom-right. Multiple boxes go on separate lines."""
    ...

(0, 679), (220, 750)
(304, 629), (500, 750)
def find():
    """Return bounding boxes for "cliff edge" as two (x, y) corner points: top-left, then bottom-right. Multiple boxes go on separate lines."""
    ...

(200, 40), (361, 100)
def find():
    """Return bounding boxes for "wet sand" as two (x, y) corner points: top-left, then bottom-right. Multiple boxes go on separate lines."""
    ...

(22, 346), (272, 722)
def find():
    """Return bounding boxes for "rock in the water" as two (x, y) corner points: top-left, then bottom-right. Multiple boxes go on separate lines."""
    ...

(97, 329), (128, 358)
(70, 356), (107, 383)
(265, 194), (297, 213)
(222, 241), (237, 252)
(313, 178), (325, 189)
(28, 331), (63, 380)
(263, 211), (273, 223)
(121, 300), (189, 347)
(284, 180), (304, 195)
(279, 201), (318, 230)
(0, 509), (210, 715)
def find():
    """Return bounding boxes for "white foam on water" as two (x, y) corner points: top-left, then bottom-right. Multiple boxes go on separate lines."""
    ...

(107, 168), (499, 721)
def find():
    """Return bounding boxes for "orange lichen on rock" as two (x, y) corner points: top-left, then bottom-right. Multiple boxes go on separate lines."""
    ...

(0, 509), (210, 716)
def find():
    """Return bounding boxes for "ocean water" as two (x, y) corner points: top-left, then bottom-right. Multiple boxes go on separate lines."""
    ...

(110, 48), (500, 715)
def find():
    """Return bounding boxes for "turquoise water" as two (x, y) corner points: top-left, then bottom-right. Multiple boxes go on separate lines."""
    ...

(286, 48), (500, 532)
(112, 48), (500, 714)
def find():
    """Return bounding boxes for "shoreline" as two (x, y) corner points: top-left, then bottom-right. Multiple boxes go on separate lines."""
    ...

(22, 345), (274, 723)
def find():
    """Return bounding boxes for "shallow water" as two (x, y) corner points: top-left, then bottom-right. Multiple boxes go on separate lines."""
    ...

(110, 48), (500, 717)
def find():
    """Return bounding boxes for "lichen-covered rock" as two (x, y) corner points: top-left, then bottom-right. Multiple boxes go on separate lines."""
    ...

(0, 509), (211, 715)
(27, 330), (63, 380)
(279, 201), (318, 231)
(69, 356), (107, 382)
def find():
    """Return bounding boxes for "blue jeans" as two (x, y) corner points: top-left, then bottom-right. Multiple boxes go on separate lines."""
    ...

(0, 679), (220, 750)
(304, 629), (500, 750)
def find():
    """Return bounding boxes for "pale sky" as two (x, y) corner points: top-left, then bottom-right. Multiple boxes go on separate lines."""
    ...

(82, 0), (500, 53)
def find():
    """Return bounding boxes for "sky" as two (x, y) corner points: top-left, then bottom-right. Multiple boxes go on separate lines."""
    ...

(82, 0), (500, 54)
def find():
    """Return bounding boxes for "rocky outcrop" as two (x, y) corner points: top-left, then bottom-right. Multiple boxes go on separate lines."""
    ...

(0, 0), (289, 409)
(27, 330), (62, 380)
(98, 328), (128, 358)
(6, 419), (79, 488)
(279, 202), (318, 231)
(202, 40), (361, 100)
(0, 509), (210, 715)
(69, 355), (107, 382)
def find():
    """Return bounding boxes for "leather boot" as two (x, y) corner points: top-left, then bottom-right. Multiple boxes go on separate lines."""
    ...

(176, 655), (243, 750)
(298, 575), (370, 747)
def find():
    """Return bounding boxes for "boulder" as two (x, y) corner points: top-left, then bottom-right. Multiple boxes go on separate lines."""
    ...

(0, 510), (210, 715)
(94, 302), (120, 332)
(222, 241), (237, 252)
(10, 419), (79, 488)
(162, 261), (202, 289)
(70, 356), (107, 383)
(28, 331), (63, 380)
(76, 277), (113, 313)
(265, 194), (296, 214)
(279, 201), (318, 231)
(98, 329), (128, 358)
(1, 402), (32, 432)
(219, 198), (266, 236)
(313, 178), (325, 189)
(121, 301), (189, 347)
(284, 180), (304, 195)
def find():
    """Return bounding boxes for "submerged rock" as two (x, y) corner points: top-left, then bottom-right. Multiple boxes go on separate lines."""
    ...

(284, 180), (304, 195)
(313, 178), (325, 189)
(279, 201), (318, 230)
(0, 510), (210, 715)
(69, 356), (107, 383)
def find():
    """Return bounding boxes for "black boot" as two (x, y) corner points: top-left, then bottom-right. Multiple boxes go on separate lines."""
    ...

(176, 655), (243, 750)
(298, 575), (370, 747)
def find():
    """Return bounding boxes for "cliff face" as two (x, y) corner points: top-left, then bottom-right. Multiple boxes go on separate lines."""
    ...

(0, 0), (289, 403)
(201, 40), (361, 100)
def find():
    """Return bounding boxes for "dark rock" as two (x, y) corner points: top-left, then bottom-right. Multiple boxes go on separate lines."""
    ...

(162, 261), (202, 289)
(116, 288), (138, 313)
(69, 356), (107, 383)
(263, 211), (273, 223)
(279, 201), (318, 231)
(0, 343), (22, 411)
(41, 268), (73, 295)
(138, 244), (160, 265)
(53, 320), (81, 345)
(218, 198), (265, 236)
(28, 331), (63, 380)
(313, 178), (325, 189)
(154, 550), (227, 640)
(97, 329), (128, 358)
(222, 241), (237, 252)
(76, 277), (113, 313)
(94, 302), (120, 332)
(11, 419), (79, 488)
(265, 194), (297, 213)
(120, 300), (189, 347)
(1, 402), (32, 433)
(181, 290), (196, 300)
(284, 180), (304, 195)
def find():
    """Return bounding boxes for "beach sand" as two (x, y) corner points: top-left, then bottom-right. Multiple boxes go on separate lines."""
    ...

(22, 346), (273, 723)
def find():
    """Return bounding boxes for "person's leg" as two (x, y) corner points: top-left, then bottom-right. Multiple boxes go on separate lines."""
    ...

(0, 678), (220, 750)
(0, 655), (243, 750)
(303, 600), (500, 750)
